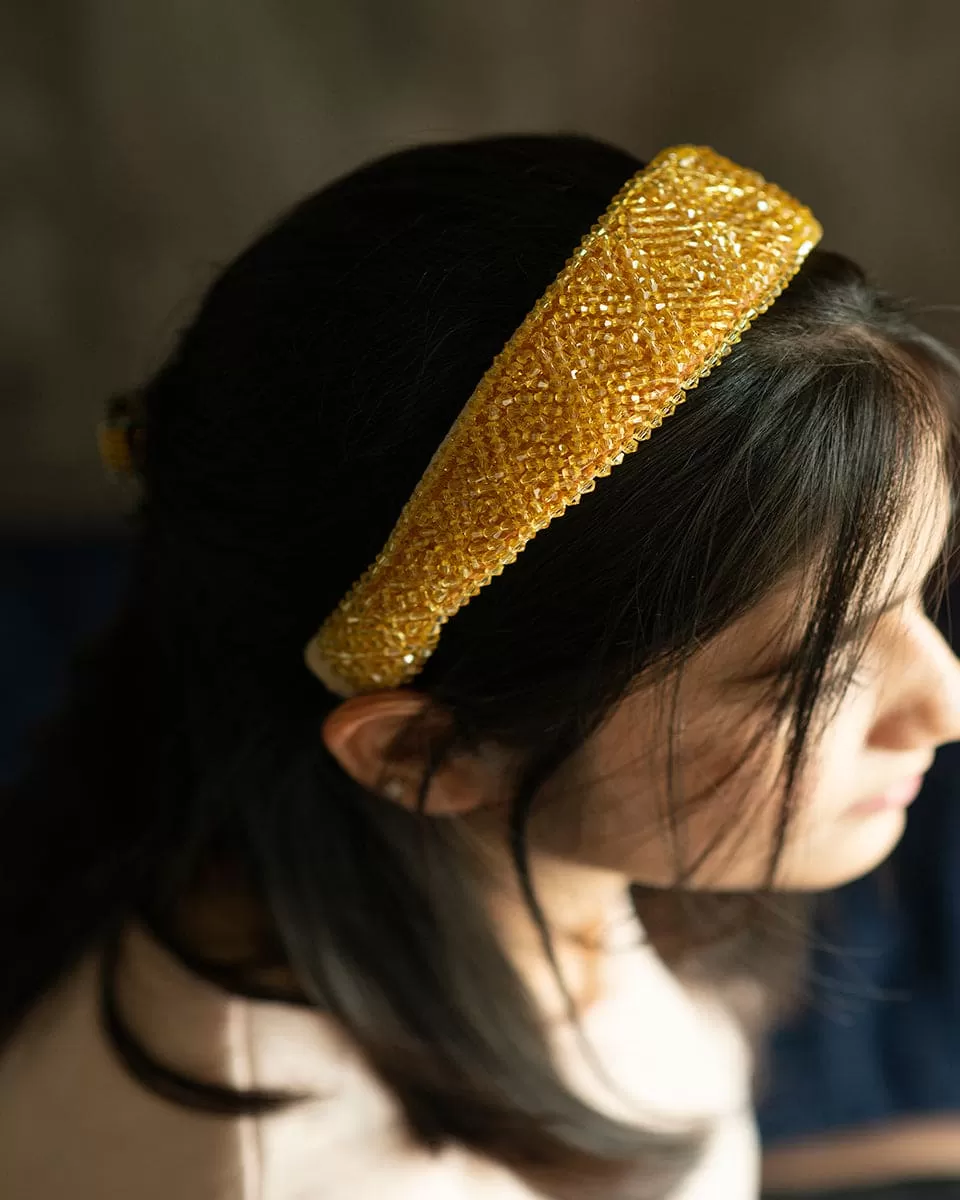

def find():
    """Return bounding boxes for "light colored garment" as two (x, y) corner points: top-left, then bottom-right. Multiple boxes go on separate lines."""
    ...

(0, 918), (758, 1199)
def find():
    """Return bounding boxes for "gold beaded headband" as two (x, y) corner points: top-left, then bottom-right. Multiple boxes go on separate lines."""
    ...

(96, 147), (820, 695)
(304, 146), (822, 696)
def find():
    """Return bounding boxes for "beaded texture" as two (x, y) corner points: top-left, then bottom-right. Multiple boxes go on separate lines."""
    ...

(306, 146), (822, 695)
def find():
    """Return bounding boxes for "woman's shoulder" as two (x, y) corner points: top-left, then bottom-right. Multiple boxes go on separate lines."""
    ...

(550, 910), (760, 1200)
(0, 928), (543, 1200)
(0, 921), (757, 1199)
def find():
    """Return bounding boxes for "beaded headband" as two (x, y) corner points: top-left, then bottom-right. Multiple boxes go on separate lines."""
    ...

(304, 146), (821, 696)
(96, 147), (820, 695)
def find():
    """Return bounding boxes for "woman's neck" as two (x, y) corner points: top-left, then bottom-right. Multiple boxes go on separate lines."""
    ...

(164, 821), (636, 1024)
(457, 804), (636, 1021)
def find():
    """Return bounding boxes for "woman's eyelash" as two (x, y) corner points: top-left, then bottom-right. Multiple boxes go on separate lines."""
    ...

(821, 665), (872, 698)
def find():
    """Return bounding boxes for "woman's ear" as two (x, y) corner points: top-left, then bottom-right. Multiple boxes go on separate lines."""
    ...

(321, 691), (500, 815)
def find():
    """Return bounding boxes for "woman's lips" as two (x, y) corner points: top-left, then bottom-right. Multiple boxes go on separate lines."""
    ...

(849, 773), (925, 816)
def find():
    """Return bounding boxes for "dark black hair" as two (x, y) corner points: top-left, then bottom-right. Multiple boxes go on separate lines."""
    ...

(2, 134), (959, 1199)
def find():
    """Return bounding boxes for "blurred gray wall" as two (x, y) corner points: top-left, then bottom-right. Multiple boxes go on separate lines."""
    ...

(3, 0), (960, 527)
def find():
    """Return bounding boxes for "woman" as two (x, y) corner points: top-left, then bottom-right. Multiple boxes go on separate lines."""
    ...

(1, 135), (959, 1200)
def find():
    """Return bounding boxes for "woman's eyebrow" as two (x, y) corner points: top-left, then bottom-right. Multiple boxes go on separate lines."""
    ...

(732, 587), (922, 688)
(834, 589), (916, 646)
(731, 494), (955, 687)
(835, 502), (954, 646)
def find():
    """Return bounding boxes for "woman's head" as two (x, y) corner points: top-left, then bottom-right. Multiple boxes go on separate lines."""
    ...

(7, 133), (960, 1195)
(520, 468), (957, 896)
(299, 151), (960, 898)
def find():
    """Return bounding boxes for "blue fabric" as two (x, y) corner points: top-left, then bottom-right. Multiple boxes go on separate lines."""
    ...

(0, 542), (129, 783)
(2, 542), (960, 1137)
(759, 741), (960, 1139)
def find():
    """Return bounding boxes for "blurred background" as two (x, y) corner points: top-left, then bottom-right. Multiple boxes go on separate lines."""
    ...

(4, 0), (960, 528)
(3, 0), (960, 1184)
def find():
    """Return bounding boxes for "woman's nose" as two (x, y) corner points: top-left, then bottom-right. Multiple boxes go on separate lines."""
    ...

(869, 612), (960, 751)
